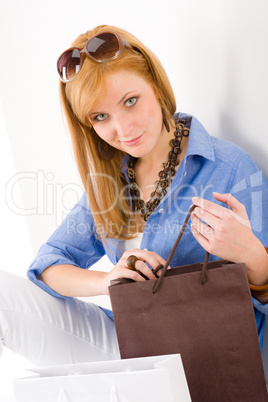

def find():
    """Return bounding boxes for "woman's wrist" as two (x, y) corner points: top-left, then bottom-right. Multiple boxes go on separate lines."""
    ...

(246, 244), (268, 286)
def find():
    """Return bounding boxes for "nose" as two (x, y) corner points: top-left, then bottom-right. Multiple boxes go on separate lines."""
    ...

(113, 115), (134, 138)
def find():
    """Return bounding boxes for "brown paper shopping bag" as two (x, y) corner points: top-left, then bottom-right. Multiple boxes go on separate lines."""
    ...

(109, 206), (268, 402)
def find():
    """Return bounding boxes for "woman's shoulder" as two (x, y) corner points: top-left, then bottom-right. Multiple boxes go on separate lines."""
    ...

(210, 135), (251, 166)
(180, 112), (257, 171)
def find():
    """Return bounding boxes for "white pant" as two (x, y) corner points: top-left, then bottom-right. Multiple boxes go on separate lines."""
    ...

(0, 270), (120, 367)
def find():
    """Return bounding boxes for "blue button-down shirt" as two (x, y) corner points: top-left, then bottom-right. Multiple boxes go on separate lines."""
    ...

(28, 113), (268, 349)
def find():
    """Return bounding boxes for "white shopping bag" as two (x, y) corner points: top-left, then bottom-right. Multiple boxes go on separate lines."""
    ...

(13, 354), (191, 402)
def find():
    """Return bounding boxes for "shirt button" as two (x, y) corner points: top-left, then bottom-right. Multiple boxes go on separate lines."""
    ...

(184, 171), (187, 177)
(159, 208), (164, 214)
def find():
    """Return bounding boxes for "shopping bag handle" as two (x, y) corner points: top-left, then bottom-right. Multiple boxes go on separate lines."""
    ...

(58, 388), (71, 402)
(57, 386), (120, 401)
(152, 204), (209, 294)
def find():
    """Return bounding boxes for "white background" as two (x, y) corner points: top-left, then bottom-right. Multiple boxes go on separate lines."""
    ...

(0, 0), (268, 400)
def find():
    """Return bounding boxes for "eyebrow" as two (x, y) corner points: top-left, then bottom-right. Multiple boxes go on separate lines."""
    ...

(118, 91), (137, 104)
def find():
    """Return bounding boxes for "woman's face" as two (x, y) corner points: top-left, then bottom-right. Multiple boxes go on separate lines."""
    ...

(88, 70), (167, 160)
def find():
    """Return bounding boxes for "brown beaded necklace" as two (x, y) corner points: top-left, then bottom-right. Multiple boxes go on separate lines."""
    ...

(127, 117), (190, 221)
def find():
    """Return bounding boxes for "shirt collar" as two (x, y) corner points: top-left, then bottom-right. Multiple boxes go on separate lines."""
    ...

(179, 113), (215, 162)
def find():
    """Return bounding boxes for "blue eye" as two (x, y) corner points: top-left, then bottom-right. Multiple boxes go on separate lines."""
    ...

(125, 97), (137, 107)
(95, 113), (108, 122)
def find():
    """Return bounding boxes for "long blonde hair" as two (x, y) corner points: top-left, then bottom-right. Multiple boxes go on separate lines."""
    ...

(59, 24), (176, 242)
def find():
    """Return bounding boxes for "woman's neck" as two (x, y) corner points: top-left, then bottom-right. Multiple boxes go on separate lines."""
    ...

(132, 126), (189, 204)
(135, 123), (188, 172)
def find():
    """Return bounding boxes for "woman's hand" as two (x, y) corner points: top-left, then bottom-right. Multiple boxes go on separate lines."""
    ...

(102, 249), (170, 295)
(191, 192), (268, 286)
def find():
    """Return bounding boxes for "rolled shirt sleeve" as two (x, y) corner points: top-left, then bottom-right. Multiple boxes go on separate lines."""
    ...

(27, 192), (105, 298)
(216, 149), (268, 323)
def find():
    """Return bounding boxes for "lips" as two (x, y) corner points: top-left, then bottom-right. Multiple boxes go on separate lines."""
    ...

(122, 134), (143, 147)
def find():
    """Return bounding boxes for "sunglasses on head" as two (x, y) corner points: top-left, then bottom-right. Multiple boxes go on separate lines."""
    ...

(57, 31), (132, 83)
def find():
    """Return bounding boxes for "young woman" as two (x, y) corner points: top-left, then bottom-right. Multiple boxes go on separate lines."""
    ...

(1, 25), (267, 366)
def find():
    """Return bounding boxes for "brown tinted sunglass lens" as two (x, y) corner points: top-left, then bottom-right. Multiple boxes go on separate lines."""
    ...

(86, 33), (119, 61)
(58, 49), (81, 81)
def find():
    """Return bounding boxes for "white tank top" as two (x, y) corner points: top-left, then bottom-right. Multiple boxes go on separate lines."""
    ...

(121, 232), (143, 251)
